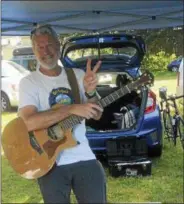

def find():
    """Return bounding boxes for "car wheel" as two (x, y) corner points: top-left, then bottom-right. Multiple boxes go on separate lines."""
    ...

(171, 66), (178, 72)
(148, 144), (163, 157)
(1, 92), (11, 112)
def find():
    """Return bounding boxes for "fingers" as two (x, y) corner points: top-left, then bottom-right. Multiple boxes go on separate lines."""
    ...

(90, 78), (98, 84)
(83, 73), (98, 92)
(69, 103), (103, 120)
(89, 103), (103, 112)
(88, 107), (98, 117)
(84, 73), (96, 82)
(85, 112), (94, 120)
(85, 77), (98, 86)
(82, 105), (96, 120)
(93, 60), (102, 73)
(84, 103), (103, 120)
(86, 59), (102, 74)
(86, 58), (92, 74)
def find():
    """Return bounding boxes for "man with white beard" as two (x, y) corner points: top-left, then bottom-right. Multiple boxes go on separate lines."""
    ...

(18, 24), (106, 204)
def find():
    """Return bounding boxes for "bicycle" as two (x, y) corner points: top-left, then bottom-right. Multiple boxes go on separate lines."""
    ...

(159, 86), (184, 149)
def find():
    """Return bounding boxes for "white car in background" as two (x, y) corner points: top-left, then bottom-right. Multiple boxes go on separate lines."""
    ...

(176, 58), (183, 96)
(1, 60), (30, 112)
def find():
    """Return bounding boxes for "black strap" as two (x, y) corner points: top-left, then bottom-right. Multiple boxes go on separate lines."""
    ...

(65, 68), (81, 104)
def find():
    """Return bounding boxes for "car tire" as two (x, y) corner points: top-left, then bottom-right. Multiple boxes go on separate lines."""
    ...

(148, 144), (163, 157)
(1, 92), (11, 112)
(171, 66), (178, 72)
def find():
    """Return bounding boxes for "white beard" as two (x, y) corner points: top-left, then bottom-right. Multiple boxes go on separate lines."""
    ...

(38, 60), (58, 70)
(37, 51), (61, 70)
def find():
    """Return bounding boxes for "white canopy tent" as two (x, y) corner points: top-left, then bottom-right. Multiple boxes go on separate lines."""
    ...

(1, 0), (184, 36)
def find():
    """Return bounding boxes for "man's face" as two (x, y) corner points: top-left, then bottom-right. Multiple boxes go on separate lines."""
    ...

(33, 34), (60, 70)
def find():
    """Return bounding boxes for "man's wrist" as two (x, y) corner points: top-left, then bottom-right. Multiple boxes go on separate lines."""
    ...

(87, 90), (96, 95)
(85, 90), (97, 99)
(85, 90), (101, 101)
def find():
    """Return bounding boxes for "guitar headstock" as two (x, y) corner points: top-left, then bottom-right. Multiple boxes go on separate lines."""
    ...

(134, 70), (154, 89)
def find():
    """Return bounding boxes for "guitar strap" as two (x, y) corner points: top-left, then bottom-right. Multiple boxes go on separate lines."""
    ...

(65, 68), (81, 104)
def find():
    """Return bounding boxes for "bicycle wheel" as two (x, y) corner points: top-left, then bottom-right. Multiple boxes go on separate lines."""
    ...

(177, 118), (184, 149)
(163, 110), (176, 145)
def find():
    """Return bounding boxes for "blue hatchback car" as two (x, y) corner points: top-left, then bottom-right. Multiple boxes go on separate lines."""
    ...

(167, 56), (182, 72)
(61, 34), (163, 157)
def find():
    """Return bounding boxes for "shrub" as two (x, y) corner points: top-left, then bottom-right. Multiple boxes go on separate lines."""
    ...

(141, 51), (176, 72)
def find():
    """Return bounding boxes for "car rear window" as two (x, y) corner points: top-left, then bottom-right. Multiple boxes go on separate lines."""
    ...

(66, 46), (137, 66)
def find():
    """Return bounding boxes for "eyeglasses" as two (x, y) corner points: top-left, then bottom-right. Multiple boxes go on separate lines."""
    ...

(30, 24), (53, 39)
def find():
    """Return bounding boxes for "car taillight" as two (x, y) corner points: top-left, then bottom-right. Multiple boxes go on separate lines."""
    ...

(11, 84), (19, 92)
(144, 90), (156, 114)
(177, 72), (180, 86)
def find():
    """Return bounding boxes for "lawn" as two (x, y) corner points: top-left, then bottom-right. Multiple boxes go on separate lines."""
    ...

(1, 71), (183, 203)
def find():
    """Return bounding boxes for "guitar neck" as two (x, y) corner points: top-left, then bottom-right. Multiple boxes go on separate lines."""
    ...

(97, 81), (137, 108)
(59, 80), (139, 130)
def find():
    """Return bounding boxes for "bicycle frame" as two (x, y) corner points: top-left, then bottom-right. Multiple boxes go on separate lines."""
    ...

(159, 86), (184, 148)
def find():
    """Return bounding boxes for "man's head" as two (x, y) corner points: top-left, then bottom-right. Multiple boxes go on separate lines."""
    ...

(31, 24), (60, 70)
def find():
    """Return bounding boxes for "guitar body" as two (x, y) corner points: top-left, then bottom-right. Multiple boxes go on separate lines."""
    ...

(2, 117), (77, 179)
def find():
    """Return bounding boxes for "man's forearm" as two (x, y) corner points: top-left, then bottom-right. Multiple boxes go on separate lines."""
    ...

(23, 105), (72, 131)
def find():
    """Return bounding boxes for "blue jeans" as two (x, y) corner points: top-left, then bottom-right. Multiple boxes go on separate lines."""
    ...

(37, 159), (106, 203)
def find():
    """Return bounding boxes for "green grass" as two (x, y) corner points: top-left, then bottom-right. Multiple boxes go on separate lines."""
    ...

(1, 71), (183, 203)
(153, 71), (177, 80)
(151, 72), (178, 101)
(1, 111), (17, 130)
(1, 141), (183, 203)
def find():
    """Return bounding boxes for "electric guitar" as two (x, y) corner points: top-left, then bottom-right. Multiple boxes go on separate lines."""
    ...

(2, 70), (154, 179)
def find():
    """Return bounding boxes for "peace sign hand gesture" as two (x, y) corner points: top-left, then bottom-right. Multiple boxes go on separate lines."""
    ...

(83, 59), (102, 93)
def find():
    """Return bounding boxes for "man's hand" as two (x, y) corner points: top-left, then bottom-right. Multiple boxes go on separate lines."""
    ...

(83, 59), (102, 93)
(69, 103), (103, 120)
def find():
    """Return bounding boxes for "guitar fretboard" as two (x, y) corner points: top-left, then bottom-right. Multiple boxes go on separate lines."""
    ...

(59, 80), (139, 130)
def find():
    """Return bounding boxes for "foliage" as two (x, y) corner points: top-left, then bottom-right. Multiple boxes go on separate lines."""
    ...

(141, 51), (176, 72)
(134, 27), (183, 56)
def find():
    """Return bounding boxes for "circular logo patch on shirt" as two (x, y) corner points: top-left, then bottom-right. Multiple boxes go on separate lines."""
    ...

(48, 87), (74, 107)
